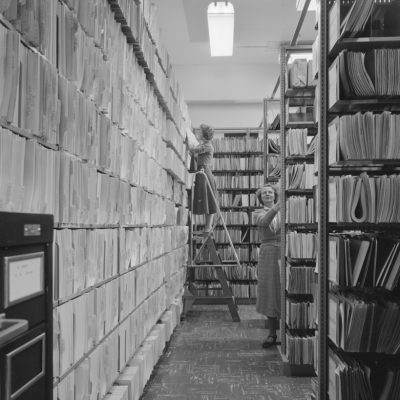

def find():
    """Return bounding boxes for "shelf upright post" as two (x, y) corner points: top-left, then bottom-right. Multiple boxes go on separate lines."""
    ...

(280, 45), (287, 355)
(263, 99), (268, 181)
(318, 0), (328, 399)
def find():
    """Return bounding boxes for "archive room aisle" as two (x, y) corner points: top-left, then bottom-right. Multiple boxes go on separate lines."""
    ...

(4, 1), (399, 400)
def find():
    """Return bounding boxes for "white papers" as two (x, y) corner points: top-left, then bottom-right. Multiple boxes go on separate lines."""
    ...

(286, 129), (315, 156)
(332, 173), (400, 223)
(338, 49), (400, 98)
(104, 386), (129, 400)
(213, 137), (263, 152)
(285, 332), (315, 365)
(286, 232), (317, 259)
(286, 196), (315, 223)
(329, 112), (400, 162)
(286, 299), (316, 329)
(57, 370), (74, 400)
(0, 28), (19, 124)
(288, 59), (308, 88)
(286, 163), (316, 189)
(74, 359), (90, 400)
(286, 266), (315, 294)
(116, 366), (141, 400)
(340, 0), (375, 38)
(57, 301), (74, 375)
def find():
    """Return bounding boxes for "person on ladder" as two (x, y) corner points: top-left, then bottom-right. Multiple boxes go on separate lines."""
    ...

(253, 184), (281, 348)
(189, 123), (218, 237)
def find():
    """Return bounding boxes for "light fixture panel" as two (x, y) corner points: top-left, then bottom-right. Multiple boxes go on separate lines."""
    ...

(207, 2), (234, 57)
(296, 0), (317, 11)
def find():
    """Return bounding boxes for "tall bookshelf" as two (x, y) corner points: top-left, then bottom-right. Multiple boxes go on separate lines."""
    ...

(280, 46), (318, 376)
(0, 1), (190, 399)
(192, 128), (264, 303)
(317, 0), (400, 399)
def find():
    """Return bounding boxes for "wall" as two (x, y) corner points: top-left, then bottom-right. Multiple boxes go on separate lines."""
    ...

(188, 102), (263, 129)
(175, 63), (280, 128)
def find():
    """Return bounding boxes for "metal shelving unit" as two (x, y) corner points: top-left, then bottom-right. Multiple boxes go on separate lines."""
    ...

(280, 45), (318, 377)
(318, 1), (400, 399)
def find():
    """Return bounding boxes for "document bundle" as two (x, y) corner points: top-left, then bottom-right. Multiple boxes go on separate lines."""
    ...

(329, 173), (400, 223)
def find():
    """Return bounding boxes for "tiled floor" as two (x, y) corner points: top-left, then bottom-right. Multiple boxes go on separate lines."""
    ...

(141, 305), (313, 400)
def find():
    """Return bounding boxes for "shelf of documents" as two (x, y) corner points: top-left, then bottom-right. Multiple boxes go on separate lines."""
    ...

(329, 36), (400, 60)
(318, 0), (400, 398)
(263, 98), (281, 182)
(0, 1), (192, 399)
(280, 45), (318, 375)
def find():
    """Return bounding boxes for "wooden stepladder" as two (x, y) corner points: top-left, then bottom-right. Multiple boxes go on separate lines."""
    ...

(184, 169), (241, 322)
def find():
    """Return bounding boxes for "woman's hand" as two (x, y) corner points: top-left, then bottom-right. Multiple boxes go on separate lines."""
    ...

(272, 201), (280, 212)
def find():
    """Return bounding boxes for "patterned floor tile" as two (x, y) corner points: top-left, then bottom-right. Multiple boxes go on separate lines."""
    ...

(140, 306), (312, 400)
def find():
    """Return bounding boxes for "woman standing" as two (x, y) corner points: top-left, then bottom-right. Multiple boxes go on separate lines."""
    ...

(189, 124), (218, 235)
(253, 184), (281, 348)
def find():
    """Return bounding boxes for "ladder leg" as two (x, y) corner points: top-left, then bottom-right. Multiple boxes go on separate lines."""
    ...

(207, 238), (240, 322)
(214, 267), (240, 322)
(183, 286), (196, 316)
(187, 170), (243, 322)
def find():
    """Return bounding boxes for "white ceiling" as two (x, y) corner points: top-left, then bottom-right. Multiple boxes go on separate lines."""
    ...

(154, 0), (317, 126)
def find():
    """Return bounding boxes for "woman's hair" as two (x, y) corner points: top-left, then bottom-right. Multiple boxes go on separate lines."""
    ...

(200, 123), (214, 140)
(256, 184), (279, 205)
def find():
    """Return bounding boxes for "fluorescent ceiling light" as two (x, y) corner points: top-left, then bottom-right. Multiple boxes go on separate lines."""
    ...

(207, 2), (234, 57)
(288, 52), (313, 64)
(296, 0), (317, 11)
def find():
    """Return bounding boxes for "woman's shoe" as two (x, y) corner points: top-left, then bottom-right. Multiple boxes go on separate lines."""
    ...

(262, 334), (278, 349)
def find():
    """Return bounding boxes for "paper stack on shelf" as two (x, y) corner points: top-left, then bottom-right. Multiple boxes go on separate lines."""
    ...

(288, 59), (308, 88)
(336, 49), (400, 99)
(286, 129), (310, 156)
(267, 155), (281, 178)
(328, 234), (400, 289)
(339, 0), (374, 38)
(329, 292), (400, 353)
(104, 279), (119, 333)
(0, 26), (19, 124)
(103, 386), (129, 400)
(214, 137), (262, 152)
(1, 0), (189, 397)
(75, 359), (90, 400)
(214, 156), (247, 170)
(286, 333), (314, 365)
(57, 370), (74, 400)
(0, 133), (59, 214)
(286, 232), (317, 259)
(73, 294), (89, 363)
(286, 300), (316, 329)
(286, 266), (315, 294)
(56, 301), (74, 375)
(329, 173), (400, 223)
(329, 112), (400, 163)
(116, 365), (141, 400)
(286, 196), (315, 223)
(328, 347), (400, 400)
(286, 163), (316, 189)
(127, 356), (145, 396)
